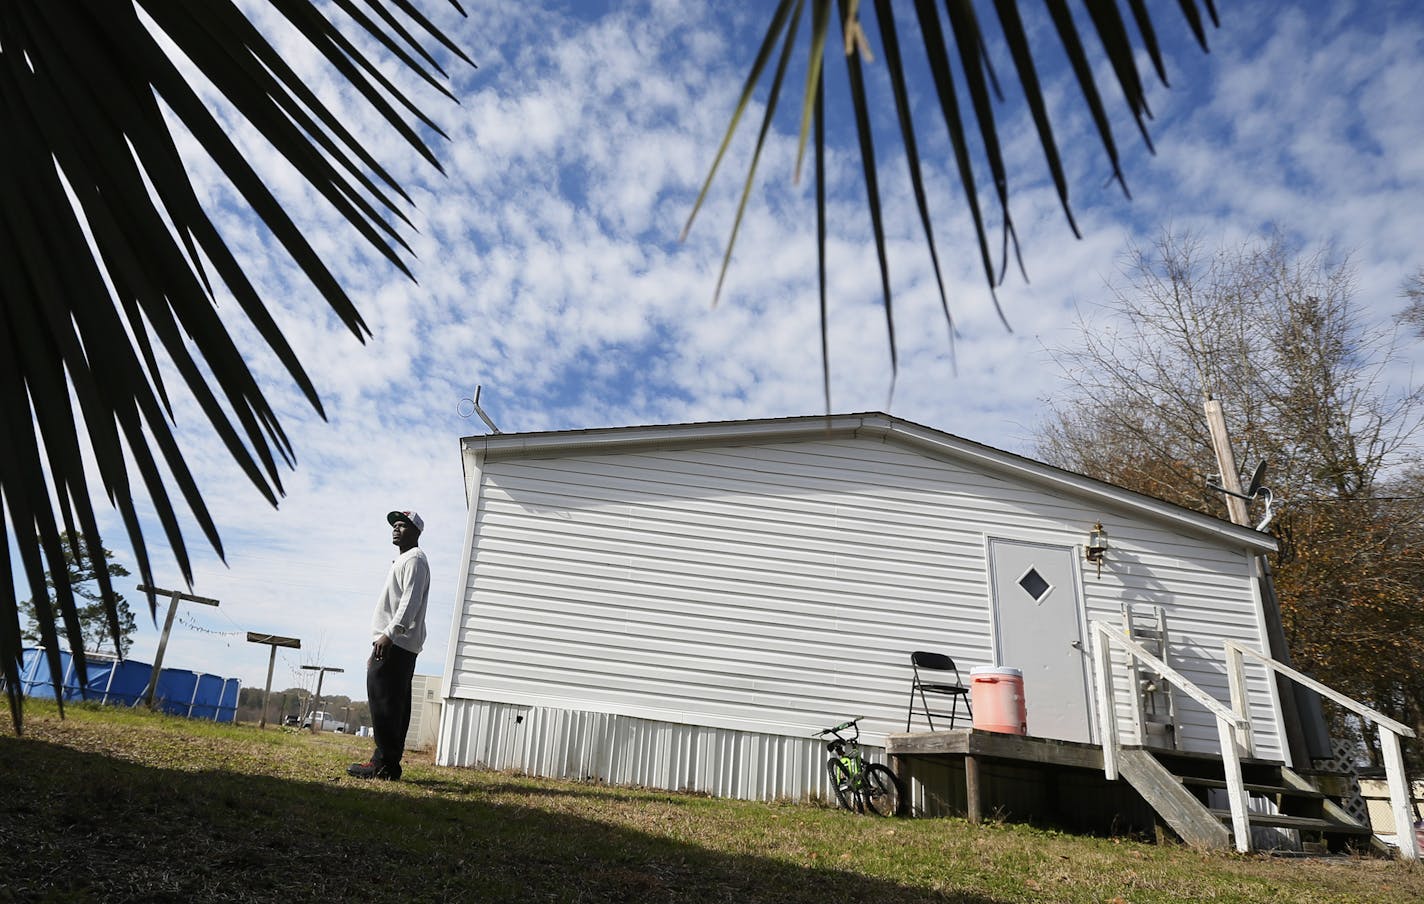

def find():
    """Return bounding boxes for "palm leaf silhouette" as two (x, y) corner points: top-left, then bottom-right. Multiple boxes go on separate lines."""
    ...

(0, 0), (470, 729)
(686, 0), (1217, 397)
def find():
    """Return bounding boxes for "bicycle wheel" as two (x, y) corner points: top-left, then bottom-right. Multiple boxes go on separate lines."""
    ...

(860, 763), (903, 817)
(826, 758), (856, 811)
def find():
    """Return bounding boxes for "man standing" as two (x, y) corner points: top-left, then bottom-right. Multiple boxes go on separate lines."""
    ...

(348, 509), (430, 781)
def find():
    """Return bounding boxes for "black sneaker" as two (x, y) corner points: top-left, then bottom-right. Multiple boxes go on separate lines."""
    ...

(347, 760), (401, 780)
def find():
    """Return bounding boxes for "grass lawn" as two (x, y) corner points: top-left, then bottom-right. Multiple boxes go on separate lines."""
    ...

(1, 700), (1417, 903)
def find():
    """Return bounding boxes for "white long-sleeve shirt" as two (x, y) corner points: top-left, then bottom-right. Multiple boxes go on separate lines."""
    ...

(370, 547), (430, 654)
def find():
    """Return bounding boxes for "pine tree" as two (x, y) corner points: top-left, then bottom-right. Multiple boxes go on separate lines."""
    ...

(22, 533), (137, 659)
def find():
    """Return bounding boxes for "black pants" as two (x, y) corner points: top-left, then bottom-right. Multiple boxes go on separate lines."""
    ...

(367, 644), (418, 768)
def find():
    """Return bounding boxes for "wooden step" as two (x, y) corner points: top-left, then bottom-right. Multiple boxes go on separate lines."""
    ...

(1142, 752), (1287, 785)
(1115, 748), (1389, 857)
(1125, 746), (1280, 768)
(1178, 776), (1326, 799)
(1278, 767), (1394, 859)
(1116, 748), (1231, 850)
(1208, 809), (1374, 835)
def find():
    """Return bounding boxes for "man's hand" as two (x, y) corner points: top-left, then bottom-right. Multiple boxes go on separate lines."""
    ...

(372, 633), (393, 661)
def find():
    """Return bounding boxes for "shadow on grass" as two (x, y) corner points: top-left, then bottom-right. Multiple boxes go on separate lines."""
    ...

(1, 736), (1000, 904)
(407, 776), (716, 805)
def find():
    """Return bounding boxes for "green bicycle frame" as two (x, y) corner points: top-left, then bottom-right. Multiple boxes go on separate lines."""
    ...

(840, 754), (861, 780)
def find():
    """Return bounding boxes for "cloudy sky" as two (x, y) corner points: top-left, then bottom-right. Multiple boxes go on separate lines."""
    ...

(30, 0), (1424, 704)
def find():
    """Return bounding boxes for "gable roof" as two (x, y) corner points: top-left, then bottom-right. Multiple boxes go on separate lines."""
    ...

(460, 411), (1278, 554)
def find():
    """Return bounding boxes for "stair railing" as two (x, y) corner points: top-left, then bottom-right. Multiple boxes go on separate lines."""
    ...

(1224, 641), (1420, 860)
(1089, 620), (1254, 852)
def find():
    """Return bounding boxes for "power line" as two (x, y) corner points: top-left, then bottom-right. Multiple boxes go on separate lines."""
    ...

(1277, 495), (1424, 504)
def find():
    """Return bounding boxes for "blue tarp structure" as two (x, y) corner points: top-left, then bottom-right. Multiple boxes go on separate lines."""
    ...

(16, 647), (240, 722)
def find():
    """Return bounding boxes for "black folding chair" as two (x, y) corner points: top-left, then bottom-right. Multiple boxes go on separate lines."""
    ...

(905, 651), (971, 731)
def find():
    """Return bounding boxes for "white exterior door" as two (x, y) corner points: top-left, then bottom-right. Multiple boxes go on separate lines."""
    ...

(987, 538), (1093, 743)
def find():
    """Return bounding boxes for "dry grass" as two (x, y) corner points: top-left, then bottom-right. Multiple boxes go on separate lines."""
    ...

(1, 700), (1418, 903)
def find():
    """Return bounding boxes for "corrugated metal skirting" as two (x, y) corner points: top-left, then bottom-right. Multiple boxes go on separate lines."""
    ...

(437, 698), (880, 802)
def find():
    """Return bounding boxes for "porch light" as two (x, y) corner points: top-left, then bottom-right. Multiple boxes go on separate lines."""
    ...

(1085, 522), (1108, 576)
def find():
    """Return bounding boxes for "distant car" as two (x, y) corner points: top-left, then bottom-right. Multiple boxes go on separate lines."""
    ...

(301, 711), (348, 733)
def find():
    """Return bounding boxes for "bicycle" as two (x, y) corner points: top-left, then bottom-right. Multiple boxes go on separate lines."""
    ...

(814, 717), (904, 816)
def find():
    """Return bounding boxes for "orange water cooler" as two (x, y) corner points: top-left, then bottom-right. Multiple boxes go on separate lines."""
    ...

(969, 666), (1027, 735)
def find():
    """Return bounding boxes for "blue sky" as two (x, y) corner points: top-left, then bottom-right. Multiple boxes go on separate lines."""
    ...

(33, 1), (1424, 703)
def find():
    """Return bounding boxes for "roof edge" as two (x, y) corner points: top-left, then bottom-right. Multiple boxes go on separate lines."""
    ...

(463, 413), (873, 459)
(461, 412), (1277, 554)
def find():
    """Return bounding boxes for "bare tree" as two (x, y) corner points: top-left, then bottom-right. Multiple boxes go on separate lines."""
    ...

(1402, 269), (1424, 339)
(1040, 232), (1421, 509)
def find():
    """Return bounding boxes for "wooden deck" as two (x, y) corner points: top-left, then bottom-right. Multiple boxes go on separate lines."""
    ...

(886, 729), (1379, 854)
(888, 728), (1105, 768)
(886, 729), (1155, 835)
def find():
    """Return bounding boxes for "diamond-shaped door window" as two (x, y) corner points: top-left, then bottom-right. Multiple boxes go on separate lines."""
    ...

(1018, 567), (1052, 604)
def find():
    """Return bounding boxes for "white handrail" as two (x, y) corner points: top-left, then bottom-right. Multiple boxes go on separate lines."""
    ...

(1103, 627), (1246, 728)
(1225, 641), (1419, 861)
(1224, 641), (1414, 737)
(1090, 621), (1252, 852)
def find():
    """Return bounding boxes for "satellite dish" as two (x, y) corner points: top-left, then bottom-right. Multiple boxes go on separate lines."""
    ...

(1205, 460), (1274, 530)
(1246, 460), (1268, 498)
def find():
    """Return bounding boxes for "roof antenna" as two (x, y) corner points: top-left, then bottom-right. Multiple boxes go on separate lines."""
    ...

(1207, 460), (1274, 531)
(457, 385), (502, 434)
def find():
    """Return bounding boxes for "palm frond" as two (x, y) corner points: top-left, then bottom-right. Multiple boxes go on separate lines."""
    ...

(680, 1), (796, 246)
(914, 0), (1001, 315)
(873, 0), (955, 364)
(838, 0), (897, 381)
(689, 0), (1219, 407)
(814, 75), (830, 414)
(0, 0), (468, 731)
(705, 0), (807, 307)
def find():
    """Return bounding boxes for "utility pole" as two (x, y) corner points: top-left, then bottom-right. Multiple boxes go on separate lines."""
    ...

(301, 664), (344, 732)
(1204, 399), (1250, 527)
(246, 632), (301, 728)
(135, 584), (220, 710)
(1202, 398), (1327, 768)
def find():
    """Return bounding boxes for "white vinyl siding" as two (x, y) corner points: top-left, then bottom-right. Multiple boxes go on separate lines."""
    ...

(1080, 521), (1283, 758)
(443, 434), (1283, 776)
